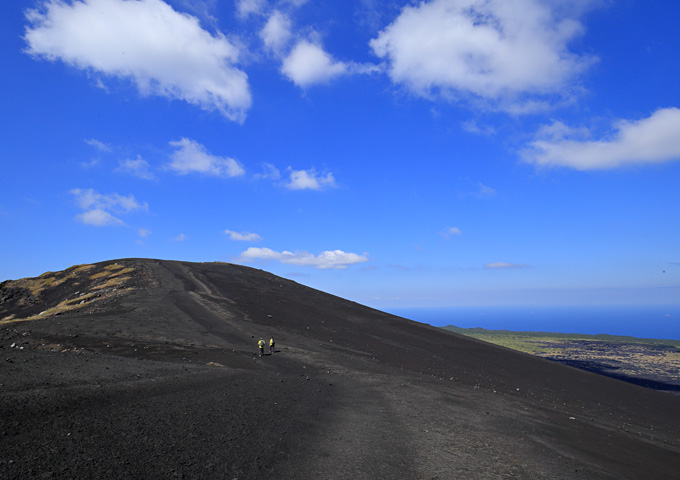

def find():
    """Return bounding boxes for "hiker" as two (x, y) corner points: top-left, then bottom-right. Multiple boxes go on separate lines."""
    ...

(269, 337), (275, 354)
(258, 338), (265, 356)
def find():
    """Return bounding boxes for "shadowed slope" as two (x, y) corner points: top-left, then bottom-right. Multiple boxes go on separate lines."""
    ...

(1, 259), (679, 479)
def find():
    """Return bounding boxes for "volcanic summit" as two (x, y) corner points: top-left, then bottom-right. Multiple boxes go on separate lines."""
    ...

(1, 258), (679, 479)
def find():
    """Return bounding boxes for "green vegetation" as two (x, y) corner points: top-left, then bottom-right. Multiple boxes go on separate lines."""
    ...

(443, 326), (680, 388)
(443, 325), (680, 351)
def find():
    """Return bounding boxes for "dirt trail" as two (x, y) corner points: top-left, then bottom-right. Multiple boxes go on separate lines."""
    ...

(281, 375), (418, 479)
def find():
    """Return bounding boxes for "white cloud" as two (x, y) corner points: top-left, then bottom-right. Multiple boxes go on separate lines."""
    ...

(85, 138), (112, 152)
(485, 262), (529, 269)
(236, 0), (266, 18)
(80, 158), (101, 168)
(173, 233), (186, 241)
(71, 188), (147, 212)
(441, 227), (462, 238)
(76, 208), (124, 226)
(370, 0), (596, 110)
(260, 11), (292, 53)
(461, 120), (496, 136)
(281, 40), (349, 87)
(225, 229), (262, 242)
(24, 0), (251, 121)
(524, 107), (680, 170)
(172, 0), (218, 26)
(117, 155), (156, 180)
(254, 162), (281, 180)
(138, 227), (151, 237)
(168, 138), (245, 177)
(237, 247), (369, 269)
(71, 188), (147, 226)
(285, 168), (336, 190)
(477, 182), (497, 197)
(280, 38), (378, 88)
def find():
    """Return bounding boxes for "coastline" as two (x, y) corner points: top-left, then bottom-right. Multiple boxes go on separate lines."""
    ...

(386, 304), (680, 340)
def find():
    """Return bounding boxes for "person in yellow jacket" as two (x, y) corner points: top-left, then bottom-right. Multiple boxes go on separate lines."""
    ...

(269, 337), (275, 354)
(258, 338), (265, 356)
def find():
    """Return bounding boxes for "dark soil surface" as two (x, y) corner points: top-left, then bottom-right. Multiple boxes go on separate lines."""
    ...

(1, 259), (679, 479)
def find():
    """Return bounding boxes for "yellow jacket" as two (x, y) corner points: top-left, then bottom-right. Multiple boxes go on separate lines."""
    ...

(258, 340), (265, 348)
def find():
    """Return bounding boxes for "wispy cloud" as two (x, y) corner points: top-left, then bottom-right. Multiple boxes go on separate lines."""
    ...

(24, 0), (251, 121)
(76, 209), (124, 227)
(370, 0), (597, 111)
(285, 168), (336, 190)
(260, 10), (292, 54)
(117, 155), (156, 180)
(461, 120), (496, 136)
(225, 229), (262, 242)
(172, 0), (218, 27)
(237, 247), (369, 269)
(485, 262), (529, 269)
(254, 162), (281, 180)
(168, 138), (245, 177)
(477, 183), (497, 198)
(236, 0), (266, 18)
(455, 179), (498, 199)
(441, 227), (462, 239)
(70, 188), (147, 226)
(524, 107), (680, 170)
(85, 138), (112, 152)
(173, 233), (186, 242)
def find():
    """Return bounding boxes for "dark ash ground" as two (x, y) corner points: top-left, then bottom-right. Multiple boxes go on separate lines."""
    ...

(1, 259), (679, 479)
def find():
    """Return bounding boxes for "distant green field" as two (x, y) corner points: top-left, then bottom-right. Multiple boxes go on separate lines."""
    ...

(442, 325), (680, 355)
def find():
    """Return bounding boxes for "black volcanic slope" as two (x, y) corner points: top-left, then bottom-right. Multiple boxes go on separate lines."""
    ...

(1, 259), (679, 479)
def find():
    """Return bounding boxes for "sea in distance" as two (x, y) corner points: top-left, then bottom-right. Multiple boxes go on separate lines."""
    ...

(385, 305), (680, 341)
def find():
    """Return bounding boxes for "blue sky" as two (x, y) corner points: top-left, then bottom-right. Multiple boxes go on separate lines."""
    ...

(1, 0), (679, 309)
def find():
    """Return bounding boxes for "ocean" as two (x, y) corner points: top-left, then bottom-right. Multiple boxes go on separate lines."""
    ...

(385, 305), (680, 340)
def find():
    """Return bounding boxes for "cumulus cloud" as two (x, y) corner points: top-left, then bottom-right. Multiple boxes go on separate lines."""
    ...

(24, 0), (251, 121)
(370, 0), (596, 110)
(71, 188), (147, 226)
(168, 138), (245, 177)
(117, 155), (156, 180)
(225, 229), (262, 242)
(237, 247), (369, 269)
(524, 107), (680, 170)
(485, 262), (529, 269)
(281, 39), (379, 88)
(285, 168), (336, 190)
(281, 40), (349, 87)
(260, 10), (292, 53)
